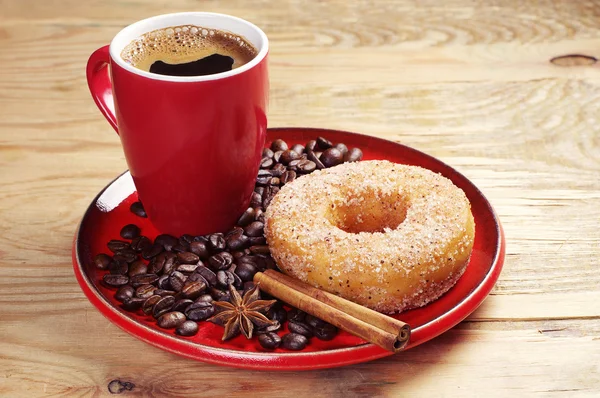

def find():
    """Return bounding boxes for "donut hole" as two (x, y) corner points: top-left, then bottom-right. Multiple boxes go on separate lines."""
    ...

(329, 190), (408, 234)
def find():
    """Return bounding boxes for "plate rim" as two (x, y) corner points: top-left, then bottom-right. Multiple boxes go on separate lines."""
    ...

(72, 127), (505, 370)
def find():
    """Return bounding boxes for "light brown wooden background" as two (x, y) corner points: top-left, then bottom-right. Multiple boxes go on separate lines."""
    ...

(1, 0), (599, 396)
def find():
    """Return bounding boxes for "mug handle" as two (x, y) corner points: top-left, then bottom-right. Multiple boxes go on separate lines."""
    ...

(86, 45), (118, 134)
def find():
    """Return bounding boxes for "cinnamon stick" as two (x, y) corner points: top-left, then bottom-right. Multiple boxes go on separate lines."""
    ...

(254, 271), (411, 352)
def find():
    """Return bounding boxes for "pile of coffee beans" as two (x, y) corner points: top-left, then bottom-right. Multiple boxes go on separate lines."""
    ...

(94, 137), (363, 350)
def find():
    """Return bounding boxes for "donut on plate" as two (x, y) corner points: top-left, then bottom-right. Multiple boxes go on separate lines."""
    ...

(264, 160), (475, 314)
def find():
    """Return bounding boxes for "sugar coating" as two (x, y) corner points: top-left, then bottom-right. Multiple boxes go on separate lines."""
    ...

(120, 25), (258, 72)
(264, 160), (476, 314)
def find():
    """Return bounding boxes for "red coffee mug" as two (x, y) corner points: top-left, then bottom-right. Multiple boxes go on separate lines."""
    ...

(87, 12), (269, 236)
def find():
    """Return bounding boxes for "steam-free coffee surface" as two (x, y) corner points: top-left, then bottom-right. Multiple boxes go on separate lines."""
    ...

(121, 25), (258, 77)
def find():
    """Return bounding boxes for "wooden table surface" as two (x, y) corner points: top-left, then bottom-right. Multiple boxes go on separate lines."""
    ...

(1, 0), (599, 396)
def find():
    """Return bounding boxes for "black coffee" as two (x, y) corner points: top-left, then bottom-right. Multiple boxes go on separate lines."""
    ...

(121, 25), (258, 77)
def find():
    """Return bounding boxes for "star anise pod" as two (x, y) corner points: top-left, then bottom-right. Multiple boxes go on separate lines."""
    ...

(208, 283), (277, 341)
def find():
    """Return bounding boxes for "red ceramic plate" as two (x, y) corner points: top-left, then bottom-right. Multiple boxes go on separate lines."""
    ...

(73, 127), (505, 370)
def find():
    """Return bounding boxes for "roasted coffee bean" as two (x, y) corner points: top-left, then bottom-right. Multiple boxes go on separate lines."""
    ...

(142, 294), (161, 315)
(208, 233), (226, 252)
(316, 136), (333, 150)
(180, 234), (194, 245)
(153, 295), (176, 318)
(258, 320), (281, 334)
(176, 320), (199, 336)
(306, 139), (317, 152)
(185, 301), (215, 321)
(258, 332), (281, 349)
(103, 274), (129, 287)
(227, 265), (244, 288)
(334, 143), (348, 156)
(244, 221), (264, 237)
(250, 191), (262, 208)
(236, 255), (258, 266)
(130, 201), (147, 217)
(136, 284), (156, 299)
(109, 259), (129, 275)
(187, 272), (209, 286)
(267, 305), (288, 324)
(270, 177), (280, 186)
(272, 150), (283, 163)
(291, 143), (305, 154)
(181, 280), (206, 299)
(237, 207), (255, 227)
(226, 228), (249, 251)
(94, 253), (112, 270)
(120, 224), (140, 240)
(141, 243), (163, 260)
(260, 157), (274, 169)
(281, 170), (297, 184)
(249, 245), (270, 255)
(270, 139), (288, 152)
(287, 158), (301, 168)
(344, 147), (363, 162)
(280, 149), (301, 165)
(189, 240), (210, 259)
(195, 266), (218, 287)
(307, 150), (325, 170)
(262, 186), (279, 209)
(157, 311), (186, 329)
(195, 294), (213, 304)
(171, 243), (188, 253)
(262, 147), (274, 159)
(155, 289), (176, 297)
(247, 237), (266, 247)
(217, 270), (236, 288)
(155, 234), (178, 251)
(305, 314), (326, 329)
(234, 262), (257, 282)
(256, 169), (272, 185)
(107, 240), (130, 253)
(209, 287), (230, 303)
(288, 308), (306, 322)
(131, 235), (151, 252)
(320, 147), (344, 168)
(208, 252), (233, 270)
(115, 285), (135, 302)
(162, 252), (178, 274)
(262, 255), (277, 270)
(296, 159), (316, 174)
(122, 297), (145, 311)
(270, 163), (286, 177)
(130, 273), (159, 287)
(177, 263), (198, 274)
(254, 208), (265, 223)
(157, 274), (171, 290)
(242, 281), (257, 296)
(254, 186), (264, 196)
(313, 323), (338, 341)
(147, 252), (166, 274)
(128, 260), (148, 277)
(281, 333), (308, 350)
(288, 321), (314, 337)
(169, 271), (187, 292)
(172, 298), (194, 313)
(176, 251), (199, 265)
(114, 248), (137, 263)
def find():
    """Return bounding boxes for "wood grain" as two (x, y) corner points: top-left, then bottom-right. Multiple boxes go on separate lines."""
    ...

(1, 0), (599, 396)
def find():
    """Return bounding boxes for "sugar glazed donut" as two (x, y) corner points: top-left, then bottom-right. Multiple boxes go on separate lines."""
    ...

(264, 160), (475, 314)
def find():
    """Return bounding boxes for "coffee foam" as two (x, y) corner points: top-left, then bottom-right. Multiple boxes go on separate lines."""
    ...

(120, 25), (258, 72)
